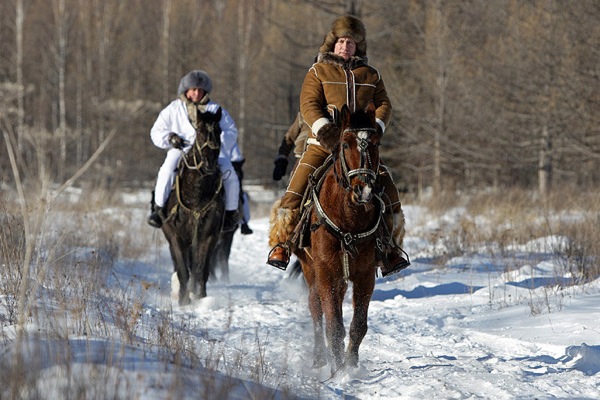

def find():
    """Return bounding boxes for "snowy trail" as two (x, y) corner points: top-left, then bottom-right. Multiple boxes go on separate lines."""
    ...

(135, 204), (600, 399)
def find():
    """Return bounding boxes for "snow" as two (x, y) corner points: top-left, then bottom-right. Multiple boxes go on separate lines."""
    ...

(2, 194), (600, 399)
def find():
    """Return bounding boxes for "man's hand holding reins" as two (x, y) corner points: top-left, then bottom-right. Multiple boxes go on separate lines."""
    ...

(168, 133), (186, 149)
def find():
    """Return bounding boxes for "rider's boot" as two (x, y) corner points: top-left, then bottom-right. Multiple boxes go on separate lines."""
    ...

(266, 200), (299, 271)
(267, 245), (289, 271)
(240, 223), (253, 235)
(381, 248), (411, 277)
(380, 210), (411, 277)
(223, 210), (240, 232)
(147, 206), (164, 228)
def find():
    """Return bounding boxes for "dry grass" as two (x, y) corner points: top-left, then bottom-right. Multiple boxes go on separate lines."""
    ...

(417, 187), (600, 281)
(0, 186), (301, 399)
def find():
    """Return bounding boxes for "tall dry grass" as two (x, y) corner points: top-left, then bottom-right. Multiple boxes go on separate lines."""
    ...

(0, 186), (302, 399)
(418, 187), (600, 285)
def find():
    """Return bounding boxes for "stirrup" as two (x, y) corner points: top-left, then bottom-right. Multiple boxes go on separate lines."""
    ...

(267, 244), (290, 271)
(380, 247), (411, 277)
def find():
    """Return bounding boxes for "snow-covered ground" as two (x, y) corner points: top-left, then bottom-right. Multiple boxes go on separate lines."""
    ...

(1, 194), (600, 399)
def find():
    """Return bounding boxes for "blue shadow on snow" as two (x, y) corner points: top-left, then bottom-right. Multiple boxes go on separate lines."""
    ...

(372, 282), (485, 301)
(505, 276), (575, 289)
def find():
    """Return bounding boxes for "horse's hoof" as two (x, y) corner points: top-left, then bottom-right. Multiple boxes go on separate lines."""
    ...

(344, 351), (359, 368)
(178, 295), (191, 306)
(312, 357), (327, 369)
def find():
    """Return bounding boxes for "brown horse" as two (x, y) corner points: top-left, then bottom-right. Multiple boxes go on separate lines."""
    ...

(159, 108), (225, 306)
(294, 103), (385, 375)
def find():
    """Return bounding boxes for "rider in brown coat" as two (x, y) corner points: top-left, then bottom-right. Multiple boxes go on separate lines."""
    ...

(272, 112), (310, 181)
(267, 15), (410, 276)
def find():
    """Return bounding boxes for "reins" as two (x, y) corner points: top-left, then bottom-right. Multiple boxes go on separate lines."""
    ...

(180, 121), (221, 174)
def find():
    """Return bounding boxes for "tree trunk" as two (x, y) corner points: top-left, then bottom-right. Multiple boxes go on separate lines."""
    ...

(538, 125), (552, 197)
(161, 0), (171, 104)
(16, 0), (24, 153)
(236, 1), (254, 154)
(55, 0), (68, 176)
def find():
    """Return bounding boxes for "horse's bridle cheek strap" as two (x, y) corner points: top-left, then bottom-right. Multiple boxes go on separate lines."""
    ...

(340, 128), (378, 185)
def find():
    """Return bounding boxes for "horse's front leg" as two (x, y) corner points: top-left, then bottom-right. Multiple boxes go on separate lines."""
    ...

(307, 284), (327, 369)
(193, 256), (210, 299)
(320, 277), (347, 373)
(177, 273), (191, 305)
(191, 250), (211, 299)
(345, 270), (375, 367)
(301, 257), (328, 369)
(166, 235), (191, 306)
(191, 239), (213, 299)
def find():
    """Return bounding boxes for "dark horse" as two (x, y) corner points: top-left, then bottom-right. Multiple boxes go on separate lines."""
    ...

(160, 108), (224, 306)
(294, 103), (385, 375)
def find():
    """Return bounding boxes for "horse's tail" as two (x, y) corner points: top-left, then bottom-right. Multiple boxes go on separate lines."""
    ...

(287, 259), (303, 280)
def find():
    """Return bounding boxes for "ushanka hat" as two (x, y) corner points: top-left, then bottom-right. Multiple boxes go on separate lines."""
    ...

(318, 15), (367, 57)
(177, 70), (213, 95)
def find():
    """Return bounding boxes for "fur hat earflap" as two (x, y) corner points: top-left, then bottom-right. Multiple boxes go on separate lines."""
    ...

(318, 15), (367, 57)
(177, 70), (213, 95)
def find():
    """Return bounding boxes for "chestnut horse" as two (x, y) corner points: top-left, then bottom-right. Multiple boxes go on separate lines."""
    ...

(159, 108), (225, 306)
(294, 103), (385, 375)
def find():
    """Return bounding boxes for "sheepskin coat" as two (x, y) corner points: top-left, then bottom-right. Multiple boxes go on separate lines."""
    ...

(300, 52), (392, 138)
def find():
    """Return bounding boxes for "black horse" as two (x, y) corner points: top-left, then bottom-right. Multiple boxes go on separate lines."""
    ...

(159, 108), (225, 306)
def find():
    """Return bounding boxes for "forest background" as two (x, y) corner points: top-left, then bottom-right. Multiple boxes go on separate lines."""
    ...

(1, 0), (598, 198)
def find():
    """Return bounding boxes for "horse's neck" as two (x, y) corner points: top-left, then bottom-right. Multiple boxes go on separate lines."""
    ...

(179, 153), (220, 198)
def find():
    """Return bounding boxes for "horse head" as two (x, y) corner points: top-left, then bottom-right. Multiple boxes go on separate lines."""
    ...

(337, 103), (381, 204)
(185, 107), (222, 174)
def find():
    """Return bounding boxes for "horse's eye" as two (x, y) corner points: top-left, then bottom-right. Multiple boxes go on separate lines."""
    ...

(342, 143), (350, 150)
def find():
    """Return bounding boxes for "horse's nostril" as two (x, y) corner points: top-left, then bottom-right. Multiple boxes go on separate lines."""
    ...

(352, 184), (372, 203)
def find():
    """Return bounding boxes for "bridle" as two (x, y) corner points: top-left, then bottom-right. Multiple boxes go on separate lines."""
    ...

(180, 120), (221, 175)
(335, 127), (380, 195)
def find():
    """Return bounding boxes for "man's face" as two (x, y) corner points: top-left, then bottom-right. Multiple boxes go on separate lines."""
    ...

(185, 87), (205, 103)
(334, 36), (357, 60)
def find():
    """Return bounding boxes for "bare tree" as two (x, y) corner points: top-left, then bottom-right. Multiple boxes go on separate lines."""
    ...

(15, 0), (25, 154)
(161, 0), (172, 103)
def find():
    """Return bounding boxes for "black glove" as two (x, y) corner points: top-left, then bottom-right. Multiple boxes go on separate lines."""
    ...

(316, 123), (341, 151)
(272, 156), (289, 181)
(168, 133), (186, 149)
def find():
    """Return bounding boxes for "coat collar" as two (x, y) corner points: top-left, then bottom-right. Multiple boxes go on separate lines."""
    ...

(317, 51), (369, 70)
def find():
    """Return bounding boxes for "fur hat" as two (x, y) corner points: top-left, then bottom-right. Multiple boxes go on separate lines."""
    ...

(177, 70), (213, 95)
(318, 15), (367, 57)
